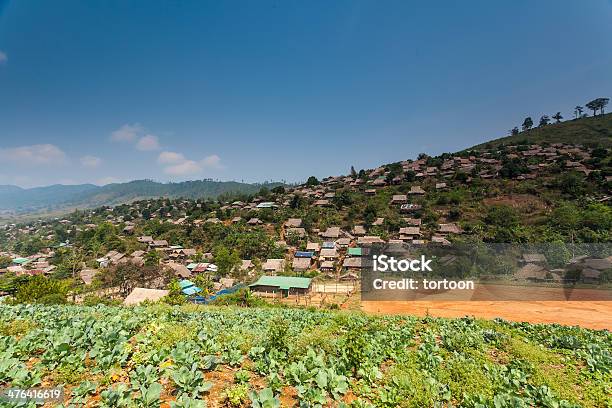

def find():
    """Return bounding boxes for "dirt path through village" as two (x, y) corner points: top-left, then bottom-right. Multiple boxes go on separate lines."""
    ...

(361, 300), (612, 330)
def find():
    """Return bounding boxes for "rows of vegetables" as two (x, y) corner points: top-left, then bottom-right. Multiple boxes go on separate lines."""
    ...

(0, 303), (610, 407)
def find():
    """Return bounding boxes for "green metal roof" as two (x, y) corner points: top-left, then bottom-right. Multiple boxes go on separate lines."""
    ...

(249, 275), (312, 290)
(348, 247), (362, 256)
(12, 258), (31, 265)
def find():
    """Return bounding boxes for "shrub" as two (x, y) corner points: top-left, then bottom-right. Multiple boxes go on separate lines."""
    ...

(13, 275), (69, 305)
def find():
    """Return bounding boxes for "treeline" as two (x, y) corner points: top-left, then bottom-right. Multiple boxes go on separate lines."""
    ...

(509, 97), (609, 135)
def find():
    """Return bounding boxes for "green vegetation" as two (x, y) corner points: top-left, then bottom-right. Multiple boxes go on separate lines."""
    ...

(10, 275), (69, 305)
(0, 304), (609, 407)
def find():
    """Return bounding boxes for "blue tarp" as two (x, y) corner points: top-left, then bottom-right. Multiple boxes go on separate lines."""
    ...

(182, 286), (202, 295)
(179, 279), (195, 289)
(179, 279), (202, 295)
(189, 284), (245, 304)
(295, 251), (314, 258)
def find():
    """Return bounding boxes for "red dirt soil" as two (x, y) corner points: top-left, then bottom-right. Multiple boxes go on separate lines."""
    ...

(361, 300), (612, 330)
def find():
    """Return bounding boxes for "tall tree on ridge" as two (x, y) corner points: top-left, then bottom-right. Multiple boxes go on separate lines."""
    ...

(539, 115), (550, 127)
(585, 98), (610, 116)
(522, 117), (533, 131)
(598, 97), (609, 114)
(574, 106), (583, 119)
(586, 99), (600, 116)
(552, 112), (563, 123)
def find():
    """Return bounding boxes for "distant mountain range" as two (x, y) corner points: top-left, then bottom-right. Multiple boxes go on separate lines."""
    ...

(0, 179), (281, 216)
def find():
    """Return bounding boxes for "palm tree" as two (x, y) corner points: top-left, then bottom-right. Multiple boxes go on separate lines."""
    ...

(552, 112), (563, 123)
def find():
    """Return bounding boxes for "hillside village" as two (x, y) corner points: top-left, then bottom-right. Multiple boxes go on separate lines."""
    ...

(3, 5), (612, 406)
(1, 117), (610, 304)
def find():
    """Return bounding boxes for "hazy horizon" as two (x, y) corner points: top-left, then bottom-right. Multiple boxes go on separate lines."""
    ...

(1, 178), (287, 190)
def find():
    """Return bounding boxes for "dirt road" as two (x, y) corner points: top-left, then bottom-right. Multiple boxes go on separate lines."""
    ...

(361, 300), (612, 330)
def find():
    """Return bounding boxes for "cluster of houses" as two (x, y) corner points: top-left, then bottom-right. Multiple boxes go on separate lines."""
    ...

(0, 251), (57, 276)
(289, 143), (606, 191)
(514, 253), (612, 284)
(1, 142), (609, 296)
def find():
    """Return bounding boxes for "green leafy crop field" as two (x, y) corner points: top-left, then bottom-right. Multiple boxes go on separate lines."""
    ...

(0, 304), (610, 407)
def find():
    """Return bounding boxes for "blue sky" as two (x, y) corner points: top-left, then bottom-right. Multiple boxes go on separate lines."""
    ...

(1, 0), (611, 188)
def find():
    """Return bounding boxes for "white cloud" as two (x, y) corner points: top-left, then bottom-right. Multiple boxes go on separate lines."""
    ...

(163, 160), (202, 176)
(157, 151), (185, 164)
(136, 134), (160, 151)
(80, 155), (102, 168)
(110, 123), (143, 142)
(0, 51), (7, 64)
(159, 152), (224, 176)
(0, 144), (67, 165)
(201, 154), (222, 169)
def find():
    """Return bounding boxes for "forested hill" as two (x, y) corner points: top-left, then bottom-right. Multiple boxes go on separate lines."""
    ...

(0, 179), (281, 215)
(469, 113), (612, 151)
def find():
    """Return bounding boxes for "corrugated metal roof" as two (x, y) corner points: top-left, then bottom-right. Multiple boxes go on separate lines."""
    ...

(249, 275), (312, 290)
(348, 247), (362, 256)
(179, 279), (195, 289)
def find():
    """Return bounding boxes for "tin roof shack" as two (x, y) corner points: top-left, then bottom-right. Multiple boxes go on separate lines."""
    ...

(399, 227), (421, 242)
(167, 262), (191, 279)
(391, 194), (408, 204)
(352, 225), (366, 236)
(262, 259), (285, 273)
(249, 276), (312, 296)
(581, 268), (602, 284)
(564, 257), (611, 284)
(320, 248), (338, 262)
(342, 257), (363, 271)
(580, 258), (611, 284)
(292, 257), (311, 272)
(437, 223), (463, 236)
(514, 263), (550, 282)
(284, 218), (303, 228)
(306, 242), (321, 253)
